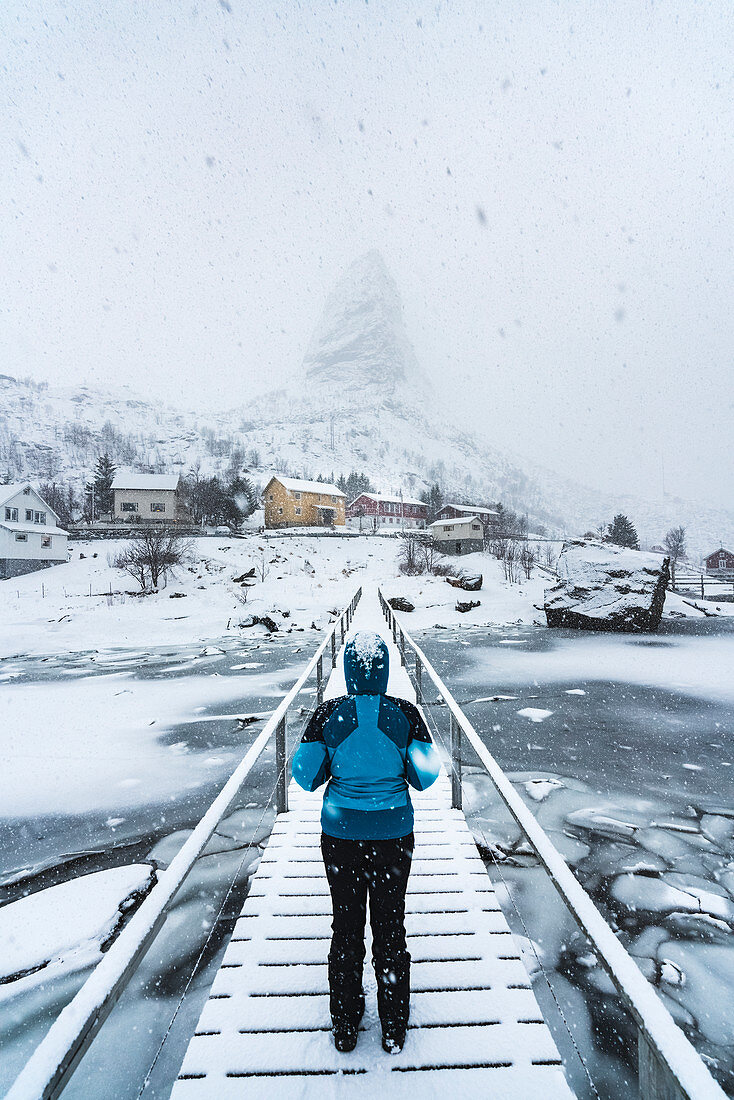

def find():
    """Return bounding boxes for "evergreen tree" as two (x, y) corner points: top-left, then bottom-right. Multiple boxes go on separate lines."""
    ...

(420, 482), (444, 520)
(606, 514), (639, 549)
(93, 453), (117, 516)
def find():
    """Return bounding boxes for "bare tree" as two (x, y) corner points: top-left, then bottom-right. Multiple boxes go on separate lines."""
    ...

(398, 532), (422, 575)
(113, 528), (191, 591)
(664, 526), (686, 588)
(520, 543), (536, 580)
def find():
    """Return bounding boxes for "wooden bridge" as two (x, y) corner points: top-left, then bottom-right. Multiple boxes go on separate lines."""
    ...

(6, 587), (727, 1100)
(171, 589), (572, 1095)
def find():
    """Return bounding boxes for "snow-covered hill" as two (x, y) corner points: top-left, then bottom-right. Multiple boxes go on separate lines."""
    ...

(1, 252), (732, 559)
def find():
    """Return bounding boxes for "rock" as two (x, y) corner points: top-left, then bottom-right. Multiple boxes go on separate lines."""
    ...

(169, 592), (187, 599)
(388, 596), (414, 612)
(544, 540), (670, 633)
(456, 600), (480, 613)
(232, 568), (256, 583)
(238, 614), (279, 633)
(446, 573), (483, 592)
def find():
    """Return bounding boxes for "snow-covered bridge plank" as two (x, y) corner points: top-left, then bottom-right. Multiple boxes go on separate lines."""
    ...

(171, 588), (574, 1097)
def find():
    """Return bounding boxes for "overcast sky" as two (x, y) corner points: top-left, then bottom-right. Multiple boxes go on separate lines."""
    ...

(2, 0), (733, 507)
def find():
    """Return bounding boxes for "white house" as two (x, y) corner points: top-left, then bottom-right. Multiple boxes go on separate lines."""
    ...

(0, 483), (68, 579)
(429, 516), (484, 555)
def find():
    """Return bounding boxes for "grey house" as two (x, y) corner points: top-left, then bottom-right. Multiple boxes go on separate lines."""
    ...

(111, 472), (183, 523)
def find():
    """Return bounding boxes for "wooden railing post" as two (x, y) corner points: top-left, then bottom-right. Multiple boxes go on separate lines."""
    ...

(450, 713), (462, 810)
(276, 716), (287, 814)
(331, 631), (336, 669)
(316, 656), (324, 706)
(415, 654), (423, 703)
(399, 628), (406, 667)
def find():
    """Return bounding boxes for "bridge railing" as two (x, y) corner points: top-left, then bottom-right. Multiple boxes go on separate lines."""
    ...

(378, 589), (726, 1100)
(7, 587), (363, 1100)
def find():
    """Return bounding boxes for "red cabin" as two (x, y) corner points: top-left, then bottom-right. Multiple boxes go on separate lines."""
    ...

(347, 493), (428, 530)
(705, 547), (734, 577)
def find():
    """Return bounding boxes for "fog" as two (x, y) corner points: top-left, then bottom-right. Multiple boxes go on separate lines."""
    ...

(2, 0), (732, 506)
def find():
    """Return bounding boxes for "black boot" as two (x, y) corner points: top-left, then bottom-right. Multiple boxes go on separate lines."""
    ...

(329, 959), (365, 1052)
(376, 958), (410, 1054)
(333, 991), (365, 1052)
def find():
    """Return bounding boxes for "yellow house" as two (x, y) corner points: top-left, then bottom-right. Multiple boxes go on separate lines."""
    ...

(262, 477), (346, 529)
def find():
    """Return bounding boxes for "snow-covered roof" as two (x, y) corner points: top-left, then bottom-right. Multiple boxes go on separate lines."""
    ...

(268, 476), (345, 497)
(352, 493), (426, 507)
(111, 472), (181, 491)
(0, 520), (68, 536)
(442, 502), (499, 517)
(429, 516), (482, 529)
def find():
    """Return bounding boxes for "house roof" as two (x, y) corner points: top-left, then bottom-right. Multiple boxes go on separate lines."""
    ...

(0, 520), (68, 536)
(441, 502), (499, 517)
(267, 476), (345, 497)
(351, 493), (426, 507)
(0, 482), (60, 520)
(706, 547), (733, 559)
(429, 516), (482, 530)
(111, 472), (181, 491)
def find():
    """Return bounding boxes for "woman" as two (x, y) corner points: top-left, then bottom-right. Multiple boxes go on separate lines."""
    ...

(293, 630), (440, 1054)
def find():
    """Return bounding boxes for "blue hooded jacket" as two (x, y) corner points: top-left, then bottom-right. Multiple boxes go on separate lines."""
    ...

(292, 632), (440, 840)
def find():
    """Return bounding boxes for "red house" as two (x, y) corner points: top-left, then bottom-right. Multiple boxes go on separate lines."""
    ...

(705, 547), (734, 577)
(347, 493), (428, 530)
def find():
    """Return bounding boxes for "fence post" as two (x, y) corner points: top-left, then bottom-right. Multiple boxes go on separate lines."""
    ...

(340, 617), (345, 646)
(399, 629), (406, 667)
(276, 716), (287, 814)
(450, 713), (462, 810)
(316, 656), (324, 706)
(701, 575), (705, 600)
(415, 655), (423, 703)
(392, 615), (397, 643)
(331, 631), (336, 669)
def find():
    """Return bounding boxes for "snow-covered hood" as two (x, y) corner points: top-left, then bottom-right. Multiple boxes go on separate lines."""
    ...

(344, 631), (389, 695)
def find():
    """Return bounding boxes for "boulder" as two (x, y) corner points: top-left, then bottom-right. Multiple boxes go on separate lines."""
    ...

(544, 541), (670, 633)
(388, 596), (415, 612)
(447, 573), (483, 592)
(238, 614), (279, 633)
(456, 599), (480, 613)
(232, 568), (256, 583)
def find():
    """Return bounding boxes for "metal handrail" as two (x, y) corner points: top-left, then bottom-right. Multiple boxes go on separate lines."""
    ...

(7, 587), (362, 1100)
(378, 590), (726, 1100)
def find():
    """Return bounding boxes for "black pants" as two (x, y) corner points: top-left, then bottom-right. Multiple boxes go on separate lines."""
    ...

(321, 832), (413, 1029)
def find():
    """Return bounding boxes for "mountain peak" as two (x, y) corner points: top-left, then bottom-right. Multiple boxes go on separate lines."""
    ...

(302, 251), (429, 400)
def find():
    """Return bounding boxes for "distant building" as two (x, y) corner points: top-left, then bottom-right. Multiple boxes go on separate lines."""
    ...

(0, 482), (68, 579)
(347, 493), (428, 530)
(434, 503), (499, 533)
(704, 547), (734, 578)
(429, 516), (484, 555)
(262, 477), (346, 529)
(111, 472), (183, 523)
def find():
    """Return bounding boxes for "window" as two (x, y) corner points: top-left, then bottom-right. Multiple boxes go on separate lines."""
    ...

(34, 511), (46, 524)
(294, 491), (301, 500)
(268, 493), (274, 501)
(25, 509), (33, 521)
(42, 535), (52, 548)
(121, 502), (138, 512)
(5, 507), (18, 521)
(150, 502), (166, 513)
(295, 506), (301, 515)
(15, 532), (27, 542)
(22, 487), (30, 495)
(278, 506), (283, 514)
